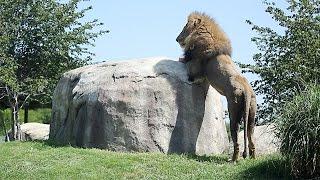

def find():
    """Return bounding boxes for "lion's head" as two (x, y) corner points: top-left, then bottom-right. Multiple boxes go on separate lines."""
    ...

(176, 14), (202, 49)
(176, 12), (232, 57)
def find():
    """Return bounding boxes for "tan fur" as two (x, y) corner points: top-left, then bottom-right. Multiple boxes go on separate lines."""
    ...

(177, 12), (257, 162)
(176, 11), (232, 59)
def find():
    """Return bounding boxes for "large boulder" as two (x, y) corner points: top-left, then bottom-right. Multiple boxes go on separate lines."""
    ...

(49, 57), (229, 155)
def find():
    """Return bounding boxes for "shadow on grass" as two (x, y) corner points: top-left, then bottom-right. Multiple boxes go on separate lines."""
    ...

(42, 139), (75, 148)
(185, 154), (229, 164)
(237, 155), (292, 179)
(186, 153), (292, 179)
(18, 139), (73, 149)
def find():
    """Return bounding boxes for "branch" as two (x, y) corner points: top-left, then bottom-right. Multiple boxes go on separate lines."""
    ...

(19, 94), (30, 109)
(0, 94), (8, 100)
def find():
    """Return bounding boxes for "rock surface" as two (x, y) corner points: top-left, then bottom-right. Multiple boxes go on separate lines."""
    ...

(7, 123), (50, 141)
(49, 57), (229, 155)
(238, 123), (279, 155)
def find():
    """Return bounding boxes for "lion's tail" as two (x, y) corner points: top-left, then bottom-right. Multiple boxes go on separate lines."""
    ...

(242, 91), (251, 159)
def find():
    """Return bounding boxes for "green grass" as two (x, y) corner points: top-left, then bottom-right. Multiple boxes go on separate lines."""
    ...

(0, 141), (291, 179)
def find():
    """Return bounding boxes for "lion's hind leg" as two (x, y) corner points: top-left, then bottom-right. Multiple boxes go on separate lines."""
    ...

(228, 99), (242, 162)
(248, 95), (257, 159)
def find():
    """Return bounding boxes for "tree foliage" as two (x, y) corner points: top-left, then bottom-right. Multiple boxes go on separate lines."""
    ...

(0, 0), (108, 139)
(242, 0), (320, 121)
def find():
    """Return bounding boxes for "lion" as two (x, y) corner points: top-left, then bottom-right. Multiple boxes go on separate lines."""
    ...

(176, 12), (257, 162)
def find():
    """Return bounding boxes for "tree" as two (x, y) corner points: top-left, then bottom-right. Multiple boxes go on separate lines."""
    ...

(241, 0), (320, 122)
(0, 0), (108, 140)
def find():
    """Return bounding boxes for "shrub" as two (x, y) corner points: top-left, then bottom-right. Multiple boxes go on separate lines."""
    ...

(275, 85), (320, 178)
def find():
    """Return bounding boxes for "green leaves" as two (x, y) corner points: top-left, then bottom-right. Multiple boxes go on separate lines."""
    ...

(0, 0), (108, 105)
(241, 0), (320, 122)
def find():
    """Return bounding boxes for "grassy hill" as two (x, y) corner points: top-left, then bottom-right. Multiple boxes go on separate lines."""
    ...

(0, 141), (291, 179)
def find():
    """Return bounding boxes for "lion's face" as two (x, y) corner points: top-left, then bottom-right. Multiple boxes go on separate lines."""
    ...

(176, 18), (201, 48)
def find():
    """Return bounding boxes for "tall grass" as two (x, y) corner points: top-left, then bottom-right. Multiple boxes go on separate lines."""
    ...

(275, 85), (320, 178)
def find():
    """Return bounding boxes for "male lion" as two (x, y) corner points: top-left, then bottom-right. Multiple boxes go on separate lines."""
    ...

(176, 12), (257, 162)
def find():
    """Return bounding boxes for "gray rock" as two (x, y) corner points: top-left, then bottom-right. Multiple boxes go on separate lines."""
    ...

(49, 57), (229, 155)
(238, 123), (279, 155)
(6, 123), (49, 141)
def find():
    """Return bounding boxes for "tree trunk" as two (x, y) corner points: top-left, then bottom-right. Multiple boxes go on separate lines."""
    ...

(24, 102), (29, 123)
(0, 111), (9, 142)
(11, 94), (21, 141)
(11, 107), (15, 140)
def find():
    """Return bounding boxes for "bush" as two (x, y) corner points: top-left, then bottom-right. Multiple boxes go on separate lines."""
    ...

(275, 85), (320, 178)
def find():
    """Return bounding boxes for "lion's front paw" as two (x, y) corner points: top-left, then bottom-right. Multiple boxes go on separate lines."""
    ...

(179, 56), (187, 63)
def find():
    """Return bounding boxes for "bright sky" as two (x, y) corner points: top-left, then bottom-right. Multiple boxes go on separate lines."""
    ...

(82, 0), (285, 65)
